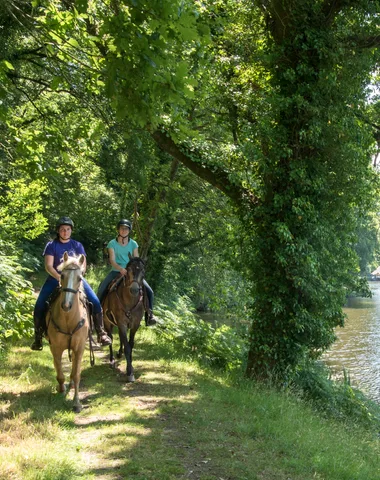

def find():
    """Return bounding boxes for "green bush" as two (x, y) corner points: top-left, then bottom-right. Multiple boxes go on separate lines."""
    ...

(155, 296), (249, 371)
(0, 242), (35, 349)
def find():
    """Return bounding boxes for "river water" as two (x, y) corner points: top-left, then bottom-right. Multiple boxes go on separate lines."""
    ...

(323, 282), (380, 403)
(200, 286), (380, 403)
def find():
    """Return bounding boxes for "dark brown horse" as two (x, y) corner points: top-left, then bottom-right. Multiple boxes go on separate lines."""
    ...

(46, 252), (89, 412)
(102, 254), (145, 381)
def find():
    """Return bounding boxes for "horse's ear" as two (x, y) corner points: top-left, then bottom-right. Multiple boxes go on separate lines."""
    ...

(79, 254), (85, 266)
(64, 251), (69, 261)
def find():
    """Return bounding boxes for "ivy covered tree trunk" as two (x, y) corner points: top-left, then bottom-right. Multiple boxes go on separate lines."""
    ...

(245, 1), (376, 378)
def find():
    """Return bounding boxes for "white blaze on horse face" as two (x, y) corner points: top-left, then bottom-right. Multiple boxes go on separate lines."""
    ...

(61, 267), (81, 312)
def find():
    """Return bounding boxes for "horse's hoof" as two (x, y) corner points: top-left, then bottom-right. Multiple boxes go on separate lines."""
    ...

(73, 405), (83, 413)
(110, 359), (116, 369)
(126, 375), (135, 382)
(116, 351), (123, 359)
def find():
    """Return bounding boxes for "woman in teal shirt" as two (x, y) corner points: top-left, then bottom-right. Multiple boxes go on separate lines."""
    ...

(97, 219), (157, 326)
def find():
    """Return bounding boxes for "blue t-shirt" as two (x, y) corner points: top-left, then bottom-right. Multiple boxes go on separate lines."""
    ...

(107, 238), (138, 271)
(43, 238), (86, 272)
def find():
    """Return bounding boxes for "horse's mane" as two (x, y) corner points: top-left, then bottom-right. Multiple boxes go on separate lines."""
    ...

(57, 254), (84, 272)
(127, 256), (145, 268)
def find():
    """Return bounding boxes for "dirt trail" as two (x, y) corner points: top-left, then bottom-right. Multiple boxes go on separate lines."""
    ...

(64, 350), (216, 480)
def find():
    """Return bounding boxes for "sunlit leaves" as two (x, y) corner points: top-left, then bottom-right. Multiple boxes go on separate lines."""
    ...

(0, 244), (35, 347)
(0, 179), (47, 240)
(32, 0), (210, 128)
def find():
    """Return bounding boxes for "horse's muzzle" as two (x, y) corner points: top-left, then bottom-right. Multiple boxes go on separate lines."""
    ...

(129, 282), (140, 297)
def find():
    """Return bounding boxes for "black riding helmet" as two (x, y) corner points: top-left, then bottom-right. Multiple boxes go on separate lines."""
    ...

(117, 219), (132, 231)
(56, 216), (74, 230)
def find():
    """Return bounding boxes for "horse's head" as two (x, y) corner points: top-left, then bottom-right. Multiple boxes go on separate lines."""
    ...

(126, 253), (145, 297)
(58, 252), (85, 311)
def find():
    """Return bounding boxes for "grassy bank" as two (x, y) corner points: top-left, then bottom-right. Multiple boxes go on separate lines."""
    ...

(1, 329), (379, 480)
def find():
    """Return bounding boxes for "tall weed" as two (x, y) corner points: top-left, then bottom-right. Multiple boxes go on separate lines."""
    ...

(292, 360), (380, 431)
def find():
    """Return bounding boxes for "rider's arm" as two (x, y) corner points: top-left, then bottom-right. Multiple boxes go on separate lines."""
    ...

(109, 248), (127, 275)
(45, 255), (61, 282)
(133, 247), (139, 257)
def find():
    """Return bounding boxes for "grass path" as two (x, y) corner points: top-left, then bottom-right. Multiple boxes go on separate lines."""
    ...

(1, 330), (380, 480)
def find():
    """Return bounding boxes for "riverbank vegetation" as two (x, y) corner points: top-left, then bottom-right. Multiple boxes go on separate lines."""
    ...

(1, 1), (380, 470)
(1, 328), (380, 480)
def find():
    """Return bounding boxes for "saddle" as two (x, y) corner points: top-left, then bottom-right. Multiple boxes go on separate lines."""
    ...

(44, 286), (90, 331)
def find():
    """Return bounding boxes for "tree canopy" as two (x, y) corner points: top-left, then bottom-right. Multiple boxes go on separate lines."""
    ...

(1, 0), (380, 378)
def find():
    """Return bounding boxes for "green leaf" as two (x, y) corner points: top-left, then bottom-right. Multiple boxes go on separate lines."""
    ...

(3, 61), (14, 70)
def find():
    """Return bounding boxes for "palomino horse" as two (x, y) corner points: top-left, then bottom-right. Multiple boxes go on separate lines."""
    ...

(102, 254), (145, 382)
(46, 252), (89, 412)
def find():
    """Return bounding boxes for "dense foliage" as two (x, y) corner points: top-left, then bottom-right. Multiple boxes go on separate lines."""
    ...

(1, 0), (380, 379)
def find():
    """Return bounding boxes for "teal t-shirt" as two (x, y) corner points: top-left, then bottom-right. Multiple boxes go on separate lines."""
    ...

(107, 238), (139, 271)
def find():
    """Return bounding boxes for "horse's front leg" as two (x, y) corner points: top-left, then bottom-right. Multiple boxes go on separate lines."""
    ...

(125, 329), (136, 382)
(51, 347), (66, 394)
(119, 326), (134, 382)
(70, 348), (85, 413)
(107, 330), (117, 368)
(117, 329), (124, 359)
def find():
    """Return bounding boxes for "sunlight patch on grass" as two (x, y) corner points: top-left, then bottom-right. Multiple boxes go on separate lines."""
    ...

(2, 338), (380, 480)
(0, 412), (66, 445)
(1, 364), (48, 394)
(0, 436), (84, 480)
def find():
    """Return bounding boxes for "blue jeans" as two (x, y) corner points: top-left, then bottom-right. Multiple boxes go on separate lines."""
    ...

(34, 275), (102, 322)
(97, 272), (154, 310)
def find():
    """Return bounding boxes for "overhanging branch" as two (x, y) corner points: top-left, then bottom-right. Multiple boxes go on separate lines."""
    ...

(151, 130), (258, 207)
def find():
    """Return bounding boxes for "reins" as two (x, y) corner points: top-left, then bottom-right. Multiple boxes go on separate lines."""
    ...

(115, 283), (144, 322)
(49, 314), (86, 363)
(47, 261), (94, 364)
(106, 269), (144, 326)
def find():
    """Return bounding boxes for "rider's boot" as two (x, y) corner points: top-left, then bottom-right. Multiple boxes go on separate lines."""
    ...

(30, 315), (44, 351)
(93, 312), (112, 346)
(145, 309), (157, 326)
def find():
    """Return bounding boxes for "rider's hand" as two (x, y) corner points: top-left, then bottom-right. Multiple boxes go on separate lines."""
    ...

(119, 268), (127, 276)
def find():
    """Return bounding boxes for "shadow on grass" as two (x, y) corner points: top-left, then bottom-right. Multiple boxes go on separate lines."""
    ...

(1, 335), (239, 480)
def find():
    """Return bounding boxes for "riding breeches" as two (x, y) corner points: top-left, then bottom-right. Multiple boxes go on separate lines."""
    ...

(34, 275), (102, 322)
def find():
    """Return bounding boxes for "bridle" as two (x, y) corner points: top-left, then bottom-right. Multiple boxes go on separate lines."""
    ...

(111, 260), (145, 323)
(61, 264), (82, 295)
(48, 262), (87, 361)
(62, 287), (80, 294)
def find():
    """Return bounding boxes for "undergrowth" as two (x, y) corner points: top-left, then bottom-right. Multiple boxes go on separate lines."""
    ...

(291, 360), (380, 432)
(154, 295), (380, 433)
(155, 296), (249, 372)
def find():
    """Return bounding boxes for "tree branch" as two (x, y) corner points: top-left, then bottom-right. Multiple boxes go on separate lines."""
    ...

(151, 130), (258, 207)
(349, 35), (380, 49)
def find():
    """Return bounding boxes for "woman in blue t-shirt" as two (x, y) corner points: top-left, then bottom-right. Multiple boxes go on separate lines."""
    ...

(31, 216), (112, 350)
(97, 219), (157, 326)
